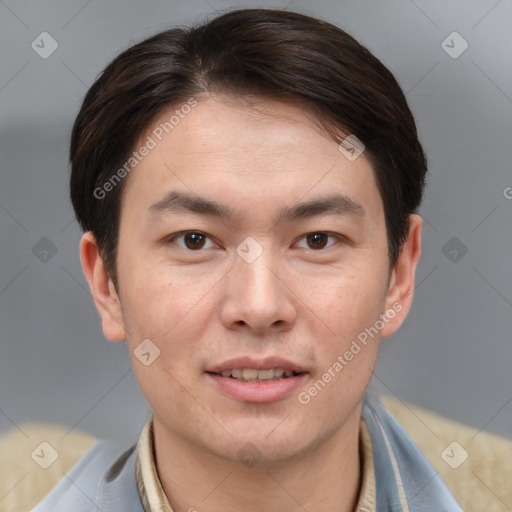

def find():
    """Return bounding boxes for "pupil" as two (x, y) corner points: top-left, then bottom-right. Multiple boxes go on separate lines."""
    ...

(308, 233), (327, 249)
(186, 232), (205, 249)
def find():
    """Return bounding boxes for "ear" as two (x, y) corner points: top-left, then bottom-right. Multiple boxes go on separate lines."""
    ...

(79, 231), (127, 342)
(380, 214), (422, 338)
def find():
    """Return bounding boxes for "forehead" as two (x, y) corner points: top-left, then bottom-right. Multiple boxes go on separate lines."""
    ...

(120, 94), (384, 225)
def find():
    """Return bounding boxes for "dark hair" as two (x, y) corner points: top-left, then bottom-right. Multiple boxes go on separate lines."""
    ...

(70, 8), (427, 289)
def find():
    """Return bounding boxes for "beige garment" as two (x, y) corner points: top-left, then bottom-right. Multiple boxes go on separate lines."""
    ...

(380, 396), (512, 512)
(0, 423), (96, 512)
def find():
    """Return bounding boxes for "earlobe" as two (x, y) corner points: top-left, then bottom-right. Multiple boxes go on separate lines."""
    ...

(79, 232), (127, 342)
(381, 214), (422, 338)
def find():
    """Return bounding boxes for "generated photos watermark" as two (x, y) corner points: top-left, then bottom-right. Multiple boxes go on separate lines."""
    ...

(338, 134), (365, 161)
(298, 301), (402, 405)
(93, 97), (198, 200)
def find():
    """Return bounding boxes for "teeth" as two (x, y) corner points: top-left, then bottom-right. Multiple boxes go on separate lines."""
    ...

(217, 368), (298, 381)
(255, 369), (274, 380)
(242, 369), (259, 380)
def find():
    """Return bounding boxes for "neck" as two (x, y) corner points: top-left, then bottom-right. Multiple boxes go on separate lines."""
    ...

(152, 405), (363, 512)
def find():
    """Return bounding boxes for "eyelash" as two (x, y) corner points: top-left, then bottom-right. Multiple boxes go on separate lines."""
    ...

(166, 230), (345, 252)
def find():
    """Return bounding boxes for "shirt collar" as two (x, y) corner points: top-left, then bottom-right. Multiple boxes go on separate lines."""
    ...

(135, 419), (174, 512)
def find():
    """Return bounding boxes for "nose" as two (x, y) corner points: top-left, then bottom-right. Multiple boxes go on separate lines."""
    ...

(218, 246), (297, 336)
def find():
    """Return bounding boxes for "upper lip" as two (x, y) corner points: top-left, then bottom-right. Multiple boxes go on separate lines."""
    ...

(206, 356), (307, 374)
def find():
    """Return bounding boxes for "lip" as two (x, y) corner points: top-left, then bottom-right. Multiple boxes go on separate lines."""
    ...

(206, 356), (307, 374)
(206, 372), (308, 403)
(205, 356), (309, 403)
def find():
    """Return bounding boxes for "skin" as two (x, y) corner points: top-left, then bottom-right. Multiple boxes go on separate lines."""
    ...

(81, 94), (422, 512)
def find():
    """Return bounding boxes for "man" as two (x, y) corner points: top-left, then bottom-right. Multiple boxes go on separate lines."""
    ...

(11, 7), (506, 512)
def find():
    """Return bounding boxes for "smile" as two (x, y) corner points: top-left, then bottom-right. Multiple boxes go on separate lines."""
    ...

(211, 368), (303, 382)
(206, 370), (308, 403)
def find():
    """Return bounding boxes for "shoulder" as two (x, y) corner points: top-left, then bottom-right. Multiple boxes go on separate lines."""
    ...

(0, 423), (142, 512)
(381, 394), (512, 512)
(0, 423), (96, 512)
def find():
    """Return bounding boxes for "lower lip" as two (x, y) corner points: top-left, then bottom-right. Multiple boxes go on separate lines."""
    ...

(206, 373), (308, 403)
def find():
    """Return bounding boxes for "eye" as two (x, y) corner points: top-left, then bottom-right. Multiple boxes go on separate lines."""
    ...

(166, 231), (344, 252)
(295, 232), (342, 250)
(167, 231), (217, 251)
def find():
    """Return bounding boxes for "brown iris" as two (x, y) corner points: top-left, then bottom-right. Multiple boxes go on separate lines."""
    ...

(306, 233), (329, 249)
(183, 232), (206, 250)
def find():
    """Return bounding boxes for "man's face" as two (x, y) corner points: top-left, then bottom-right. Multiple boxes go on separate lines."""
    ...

(97, 95), (407, 463)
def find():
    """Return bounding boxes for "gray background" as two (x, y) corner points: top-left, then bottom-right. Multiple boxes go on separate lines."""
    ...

(0, 0), (511, 449)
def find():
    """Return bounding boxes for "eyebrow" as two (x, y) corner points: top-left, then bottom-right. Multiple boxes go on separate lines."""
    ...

(147, 190), (366, 224)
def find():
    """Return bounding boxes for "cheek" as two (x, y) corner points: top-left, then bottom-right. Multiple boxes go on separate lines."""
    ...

(303, 281), (384, 396)
(117, 245), (176, 328)
(305, 274), (386, 398)
(120, 262), (214, 372)
(320, 271), (387, 335)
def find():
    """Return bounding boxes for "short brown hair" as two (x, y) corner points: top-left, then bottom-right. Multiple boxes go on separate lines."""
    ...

(70, 8), (427, 289)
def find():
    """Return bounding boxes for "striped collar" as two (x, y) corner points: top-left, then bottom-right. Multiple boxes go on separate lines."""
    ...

(135, 419), (174, 512)
(134, 396), (462, 511)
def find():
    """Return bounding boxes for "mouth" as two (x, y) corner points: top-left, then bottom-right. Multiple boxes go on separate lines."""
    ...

(206, 368), (305, 382)
(205, 357), (309, 402)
